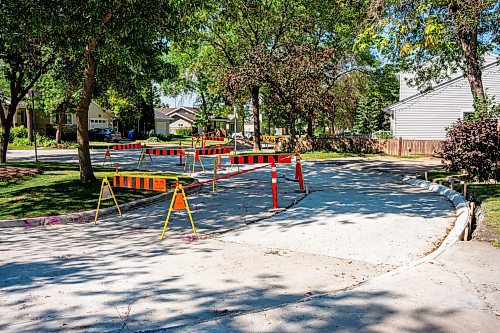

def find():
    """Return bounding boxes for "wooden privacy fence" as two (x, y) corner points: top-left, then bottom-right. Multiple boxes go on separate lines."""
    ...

(380, 138), (443, 156)
(275, 137), (444, 156)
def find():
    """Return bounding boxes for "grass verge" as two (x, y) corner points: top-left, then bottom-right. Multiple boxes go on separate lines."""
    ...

(468, 184), (500, 247)
(0, 162), (192, 220)
(422, 170), (499, 248)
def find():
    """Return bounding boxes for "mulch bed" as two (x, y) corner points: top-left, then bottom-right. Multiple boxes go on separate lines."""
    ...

(0, 166), (41, 182)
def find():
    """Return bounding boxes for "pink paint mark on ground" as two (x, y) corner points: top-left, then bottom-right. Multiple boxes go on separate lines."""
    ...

(183, 235), (204, 243)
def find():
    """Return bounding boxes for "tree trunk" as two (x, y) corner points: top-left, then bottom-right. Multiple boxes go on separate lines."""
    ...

(450, 5), (487, 116)
(0, 104), (17, 163)
(289, 114), (297, 138)
(26, 107), (34, 143)
(56, 104), (66, 144)
(76, 37), (98, 182)
(251, 85), (261, 151)
(307, 115), (314, 137)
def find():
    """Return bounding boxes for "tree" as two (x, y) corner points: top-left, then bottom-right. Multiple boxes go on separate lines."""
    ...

(35, 61), (81, 144)
(56, 0), (190, 182)
(161, 44), (228, 132)
(192, 0), (313, 150)
(357, 0), (499, 117)
(354, 67), (399, 135)
(0, 1), (60, 162)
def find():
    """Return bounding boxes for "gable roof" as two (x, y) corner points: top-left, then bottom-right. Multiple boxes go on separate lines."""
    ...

(154, 109), (174, 120)
(385, 60), (499, 112)
(155, 106), (200, 123)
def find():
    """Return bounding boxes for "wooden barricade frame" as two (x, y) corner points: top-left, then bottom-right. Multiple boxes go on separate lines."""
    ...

(94, 175), (122, 224)
(161, 182), (197, 240)
(103, 147), (112, 166)
(94, 174), (197, 240)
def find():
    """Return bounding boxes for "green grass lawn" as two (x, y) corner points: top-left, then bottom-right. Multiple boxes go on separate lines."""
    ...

(423, 170), (499, 247)
(468, 184), (500, 247)
(0, 162), (191, 220)
(299, 151), (380, 160)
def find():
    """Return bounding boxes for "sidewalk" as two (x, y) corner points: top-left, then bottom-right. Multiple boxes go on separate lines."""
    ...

(174, 241), (499, 332)
(164, 158), (500, 333)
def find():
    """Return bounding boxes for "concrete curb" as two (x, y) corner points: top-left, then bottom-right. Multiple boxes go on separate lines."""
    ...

(0, 182), (201, 229)
(377, 177), (469, 278)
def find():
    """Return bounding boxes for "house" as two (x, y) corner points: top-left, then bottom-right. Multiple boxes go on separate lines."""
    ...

(86, 102), (115, 130)
(384, 54), (499, 140)
(154, 106), (230, 135)
(4, 100), (115, 134)
(153, 109), (173, 135)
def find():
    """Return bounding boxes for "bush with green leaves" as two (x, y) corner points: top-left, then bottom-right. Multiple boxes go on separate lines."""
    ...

(156, 133), (172, 141)
(146, 136), (160, 142)
(12, 137), (31, 146)
(9, 125), (28, 142)
(176, 128), (193, 137)
(440, 119), (499, 181)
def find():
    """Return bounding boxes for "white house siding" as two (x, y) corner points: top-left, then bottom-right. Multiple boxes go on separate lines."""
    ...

(392, 63), (500, 140)
(399, 53), (499, 101)
(155, 120), (170, 135)
(169, 118), (193, 134)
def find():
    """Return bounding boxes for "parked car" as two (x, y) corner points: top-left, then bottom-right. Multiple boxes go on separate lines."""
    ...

(231, 132), (244, 139)
(89, 128), (122, 142)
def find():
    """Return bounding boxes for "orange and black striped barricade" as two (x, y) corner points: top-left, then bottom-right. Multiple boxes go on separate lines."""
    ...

(94, 174), (197, 240)
(205, 136), (225, 142)
(230, 154), (292, 165)
(112, 142), (143, 150)
(144, 148), (186, 168)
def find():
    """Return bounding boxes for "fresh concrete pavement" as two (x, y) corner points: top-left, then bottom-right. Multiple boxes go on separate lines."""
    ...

(1, 149), (499, 332)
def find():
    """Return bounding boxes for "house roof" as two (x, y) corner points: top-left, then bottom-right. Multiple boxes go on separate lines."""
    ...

(385, 59), (499, 112)
(155, 106), (199, 122)
(154, 109), (174, 121)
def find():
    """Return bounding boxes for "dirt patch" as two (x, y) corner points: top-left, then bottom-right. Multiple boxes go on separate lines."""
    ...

(0, 166), (41, 182)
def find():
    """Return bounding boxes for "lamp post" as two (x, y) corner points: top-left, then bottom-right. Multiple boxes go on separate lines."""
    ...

(28, 90), (40, 162)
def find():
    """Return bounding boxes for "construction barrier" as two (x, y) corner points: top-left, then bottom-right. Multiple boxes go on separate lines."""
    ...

(146, 148), (186, 156)
(103, 148), (112, 166)
(260, 135), (278, 142)
(184, 147), (232, 174)
(295, 152), (305, 191)
(205, 136), (225, 141)
(230, 154), (292, 165)
(94, 174), (197, 240)
(271, 162), (278, 209)
(113, 143), (143, 150)
(197, 147), (231, 155)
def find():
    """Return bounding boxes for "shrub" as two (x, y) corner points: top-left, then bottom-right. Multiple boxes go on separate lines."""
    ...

(35, 134), (57, 147)
(12, 137), (31, 146)
(176, 128), (193, 136)
(440, 119), (499, 181)
(9, 125), (28, 142)
(156, 133), (172, 141)
(146, 136), (160, 142)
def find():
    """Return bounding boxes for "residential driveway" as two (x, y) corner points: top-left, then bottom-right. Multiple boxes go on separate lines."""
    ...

(0, 151), (458, 332)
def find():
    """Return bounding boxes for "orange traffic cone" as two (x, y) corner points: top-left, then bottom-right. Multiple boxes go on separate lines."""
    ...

(173, 193), (186, 210)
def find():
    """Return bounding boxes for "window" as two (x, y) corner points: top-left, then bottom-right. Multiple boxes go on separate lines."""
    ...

(463, 111), (473, 120)
(65, 114), (72, 125)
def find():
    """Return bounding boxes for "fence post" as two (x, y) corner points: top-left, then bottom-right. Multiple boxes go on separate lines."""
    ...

(398, 137), (403, 156)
